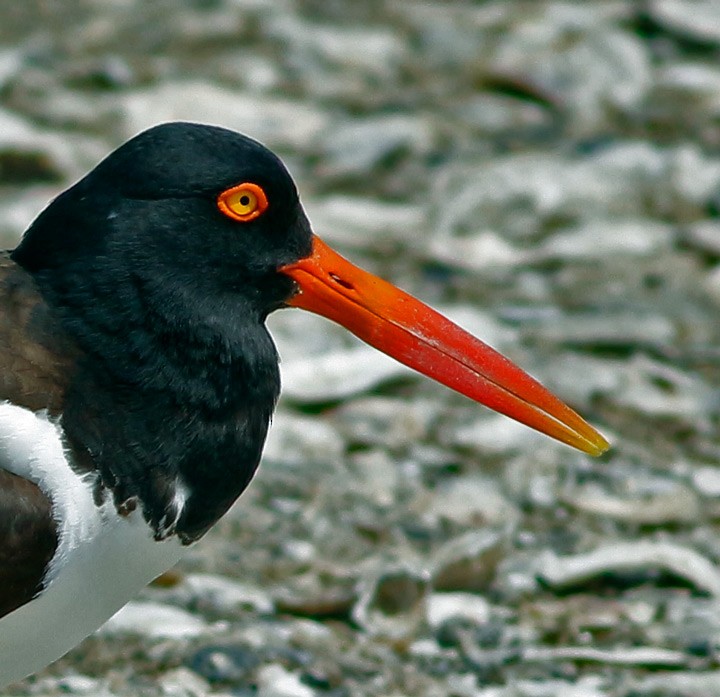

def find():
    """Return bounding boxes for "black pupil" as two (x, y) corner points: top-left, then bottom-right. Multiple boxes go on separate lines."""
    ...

(239, 195), (251, 207)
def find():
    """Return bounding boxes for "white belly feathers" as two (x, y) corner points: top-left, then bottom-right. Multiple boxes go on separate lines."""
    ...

(0, 402), (185, 687)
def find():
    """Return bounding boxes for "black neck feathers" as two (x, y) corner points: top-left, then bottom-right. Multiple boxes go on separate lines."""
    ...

(14, 218), (283, 543)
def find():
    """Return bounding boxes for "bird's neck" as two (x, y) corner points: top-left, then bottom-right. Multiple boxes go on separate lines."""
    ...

(27, 262), (281, 543)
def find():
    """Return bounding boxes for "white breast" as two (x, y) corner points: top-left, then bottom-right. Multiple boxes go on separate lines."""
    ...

(0, 403), (185, 688)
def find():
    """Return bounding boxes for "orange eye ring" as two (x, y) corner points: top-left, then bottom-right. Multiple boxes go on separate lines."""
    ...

(217, 182), (269, 222)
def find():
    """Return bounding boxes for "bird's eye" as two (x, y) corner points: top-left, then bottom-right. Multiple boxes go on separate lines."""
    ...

(217, 182), (269, 222)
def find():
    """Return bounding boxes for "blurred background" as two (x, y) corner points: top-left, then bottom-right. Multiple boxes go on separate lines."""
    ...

(2, 1), (720, 696)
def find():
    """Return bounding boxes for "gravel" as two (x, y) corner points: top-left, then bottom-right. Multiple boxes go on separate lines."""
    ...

(2, 1), (720, 696)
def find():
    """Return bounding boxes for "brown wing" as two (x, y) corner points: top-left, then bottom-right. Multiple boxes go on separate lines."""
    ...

(0, 252), (78, 619)
(0, 252), (77, 413)
(0, 469), (57, 617)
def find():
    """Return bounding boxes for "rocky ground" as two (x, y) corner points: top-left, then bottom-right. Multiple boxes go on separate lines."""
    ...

(2, 1), (720, 696)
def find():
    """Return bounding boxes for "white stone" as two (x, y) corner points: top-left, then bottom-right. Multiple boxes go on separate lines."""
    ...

(426, 592), (490, 628)
(256, 664), (315, 697)
(100, 601), (208, 639)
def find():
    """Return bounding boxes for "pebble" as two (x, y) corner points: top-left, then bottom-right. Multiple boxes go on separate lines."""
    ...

(256, 664), (316, 697)
(666, 144), (720, 214)
(566, 483), (701, 525)
(0, 49), (22, 90)
(302, 195), (424, 250)
(346, 449), (401, 508)
(446, 413), (543, 455)
(279, 345), (412, 403)
(0, 109), (67, 183)
(535, 220), (674, 261)
(649, 0), (720, 44)
(264, 15), (404, 81)
(536, 352), (636, 405)
(273, 583), (356, 619)
(318, 114), (434, 178)
(682, 220), (720, 256)
(612, 355), (718, 419)
(628, 671), (720, 696)
(353, 564), (429, 638)
(523, 309), (676, 348)
(263, 411), (344, 467)
(452, 92), (557, 144)
(692, 466), (720, 497)
(426, 592), (491, 629)
(431, 530), (506, 593)
(189, 644), (260, 683)
(706, 265), (720, 306)
(420, 475), (519, 527)
(100, 601), (209, 639)
(163, 573), (274, 616)
(0, 188), (58, 244)
(332, 396), (439, 450)
(55, 675), (106, 694)
(537, 542), (720, 597)
(474, 676), (606, 697)
(522, 645), (687, 668)
(158, 668), (210, 697)
(268, 310), (351, 361)
(426, 229), (525, 273)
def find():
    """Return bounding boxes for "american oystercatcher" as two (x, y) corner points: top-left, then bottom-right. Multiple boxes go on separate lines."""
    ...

(0, 122), (608, 686)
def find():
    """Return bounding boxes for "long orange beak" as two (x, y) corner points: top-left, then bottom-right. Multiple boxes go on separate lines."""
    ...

(279, 235), (609, 456)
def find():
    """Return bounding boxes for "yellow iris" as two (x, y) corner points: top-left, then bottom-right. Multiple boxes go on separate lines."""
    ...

(217, 182), (268, 222)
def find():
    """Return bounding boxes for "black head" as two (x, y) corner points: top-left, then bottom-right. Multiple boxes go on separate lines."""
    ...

(13, 122), (313, 325)
(12, 121), (319, 410)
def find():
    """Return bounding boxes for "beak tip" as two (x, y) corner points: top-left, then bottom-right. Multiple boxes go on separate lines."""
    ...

(585, 432), (611, 457)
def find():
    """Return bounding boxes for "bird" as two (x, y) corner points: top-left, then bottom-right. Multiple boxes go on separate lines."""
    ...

(0, 121), (609, 687)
